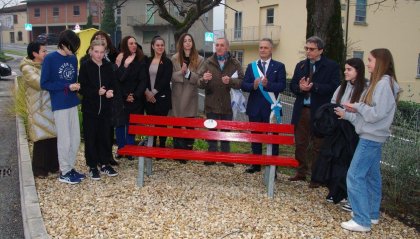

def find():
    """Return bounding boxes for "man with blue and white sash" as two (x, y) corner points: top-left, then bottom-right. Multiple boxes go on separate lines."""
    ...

(241, 38), (286, 173)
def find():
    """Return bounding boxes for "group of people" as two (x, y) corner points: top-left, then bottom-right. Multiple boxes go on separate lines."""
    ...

(288, 37), (400, 232)
(21, 29), (399, 233)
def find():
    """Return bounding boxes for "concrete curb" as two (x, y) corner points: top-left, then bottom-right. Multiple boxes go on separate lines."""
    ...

(16, 77), (49, 238)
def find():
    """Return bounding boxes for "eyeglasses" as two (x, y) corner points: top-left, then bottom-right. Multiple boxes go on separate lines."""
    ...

(304, 46), (318, 52)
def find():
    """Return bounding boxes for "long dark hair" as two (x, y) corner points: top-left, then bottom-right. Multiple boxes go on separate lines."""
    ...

(150, 36), (166, 59)
(85, 30), (117, 55)
(120, 35), (144, 63)
(176, 33), (199, 70)
(336, 58), (366, 104)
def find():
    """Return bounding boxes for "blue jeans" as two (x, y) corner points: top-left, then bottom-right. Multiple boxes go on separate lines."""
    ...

(347, 138), (383, 227)
(115, 125), (135, 149)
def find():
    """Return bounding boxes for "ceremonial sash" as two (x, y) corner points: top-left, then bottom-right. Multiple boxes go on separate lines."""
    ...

(251, 60), (282, 123)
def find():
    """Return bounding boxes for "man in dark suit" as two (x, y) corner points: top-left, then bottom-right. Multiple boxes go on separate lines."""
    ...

(241, 38), (286, 173)
(289, 36), (340, 187)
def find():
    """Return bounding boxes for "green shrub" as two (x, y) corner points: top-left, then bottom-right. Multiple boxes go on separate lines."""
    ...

(382, 108), (420, 226)
(395, 101), (420, 132)
(12, 76), (29, 125)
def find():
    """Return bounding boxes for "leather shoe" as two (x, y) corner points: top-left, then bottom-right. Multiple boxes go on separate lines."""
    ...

(309, 181), (321, 188)
(288, 174), (306, 181)
(245, 165), (261, 174)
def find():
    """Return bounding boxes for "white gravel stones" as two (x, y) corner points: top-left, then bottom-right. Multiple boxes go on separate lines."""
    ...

(35, 146), (419, 238)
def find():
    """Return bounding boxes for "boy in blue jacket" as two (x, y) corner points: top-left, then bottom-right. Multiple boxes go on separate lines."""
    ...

(41, 30), (84, 184)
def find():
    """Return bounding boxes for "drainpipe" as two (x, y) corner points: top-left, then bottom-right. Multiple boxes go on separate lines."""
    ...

(344, 0), (350, 59)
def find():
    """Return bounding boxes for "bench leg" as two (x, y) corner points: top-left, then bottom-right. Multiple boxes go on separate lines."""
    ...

(263, 143), (273, 186)
(263, 166), (269, 186)
(267, 165), (276, 198)
(137, 156), (145, 187)
(146, 157), (153, 176)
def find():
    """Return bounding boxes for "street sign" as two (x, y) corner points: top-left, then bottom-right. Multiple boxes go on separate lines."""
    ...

(205, 32), (214, 42)
(74, 24), (80, 33)
(24, 23), (32, 31)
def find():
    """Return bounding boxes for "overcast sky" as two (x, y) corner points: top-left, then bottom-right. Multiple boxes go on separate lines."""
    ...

(213, 0), (225, 31)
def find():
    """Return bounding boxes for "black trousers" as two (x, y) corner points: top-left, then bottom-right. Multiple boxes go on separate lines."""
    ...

(32, 138), (59, 176)
(83, 114), (112, 168)
(248, 114), (279, 155)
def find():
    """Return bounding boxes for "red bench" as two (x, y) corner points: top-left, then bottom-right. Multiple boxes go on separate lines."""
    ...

(118, 114), (298, 198)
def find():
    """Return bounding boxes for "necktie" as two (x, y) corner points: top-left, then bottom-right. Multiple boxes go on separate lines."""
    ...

(308, 62), (315, 83)
(262, 61), (267, 75)
(304, 62), (315, 101)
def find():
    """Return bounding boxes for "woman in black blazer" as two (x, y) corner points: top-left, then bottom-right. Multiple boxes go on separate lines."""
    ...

(114, 36), (148, 156)
(145, 36), (173, 148)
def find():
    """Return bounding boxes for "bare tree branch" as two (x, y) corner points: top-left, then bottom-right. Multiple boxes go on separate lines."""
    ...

(0, 0), (20, 9)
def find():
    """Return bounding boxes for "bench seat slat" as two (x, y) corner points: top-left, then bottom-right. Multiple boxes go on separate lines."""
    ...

(129, 115), (294, 134)
(118, 145), (299, 167)
(128, 126), (295, 145)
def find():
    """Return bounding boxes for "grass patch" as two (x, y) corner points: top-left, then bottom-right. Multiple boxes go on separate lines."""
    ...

(3, 49), (26, 57)
(0, 51), (14, 61)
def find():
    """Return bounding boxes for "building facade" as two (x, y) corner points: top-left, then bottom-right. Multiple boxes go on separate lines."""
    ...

(26, 0), (102, 41)
(0, 4), (30, 45)
(224, 0), (420, 102)
(119, 0), (213, 56)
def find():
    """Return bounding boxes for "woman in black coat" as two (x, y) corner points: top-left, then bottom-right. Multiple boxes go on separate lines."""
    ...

(114, 36), (148, 156)
(145, 36), (173, 148)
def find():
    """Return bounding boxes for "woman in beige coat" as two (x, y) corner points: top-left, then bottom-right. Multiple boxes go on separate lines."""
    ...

(171, 33), (204, 160)
(20, 42), (58, 177)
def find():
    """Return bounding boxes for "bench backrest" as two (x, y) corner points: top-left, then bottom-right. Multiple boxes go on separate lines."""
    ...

(128, 115), (295, 145)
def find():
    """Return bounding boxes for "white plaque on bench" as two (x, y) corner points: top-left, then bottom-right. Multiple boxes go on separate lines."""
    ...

(204, 119), (217, 129)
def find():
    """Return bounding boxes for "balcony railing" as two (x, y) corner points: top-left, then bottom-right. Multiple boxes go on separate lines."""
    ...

(220, 25), (281, 44)
(127, 15), (180, 27)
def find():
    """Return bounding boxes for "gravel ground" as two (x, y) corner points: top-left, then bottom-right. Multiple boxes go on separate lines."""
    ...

(35, 145), (419, 238)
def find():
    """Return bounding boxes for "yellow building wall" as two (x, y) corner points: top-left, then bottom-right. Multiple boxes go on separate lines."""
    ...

(225, 0), (420, 102)
(344, 0), (420, 102)
(225, 0), (306, 77)
(2, 12), (30, 45)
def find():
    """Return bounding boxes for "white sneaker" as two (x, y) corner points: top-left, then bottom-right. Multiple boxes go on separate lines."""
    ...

(351, 212), (379, 225)
(341, 219), (371, 232)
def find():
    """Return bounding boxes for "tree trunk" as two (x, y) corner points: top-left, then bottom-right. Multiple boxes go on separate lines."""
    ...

(307, 0), (345, 67)
(101, 0), (116, 42)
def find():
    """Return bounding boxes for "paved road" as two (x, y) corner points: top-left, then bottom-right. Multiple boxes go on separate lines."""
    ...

(0, 56), (24, 239)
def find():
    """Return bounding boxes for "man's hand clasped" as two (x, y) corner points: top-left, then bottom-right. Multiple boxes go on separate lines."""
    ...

(299, 77), (313, 92)
(203, 71), (212, 82)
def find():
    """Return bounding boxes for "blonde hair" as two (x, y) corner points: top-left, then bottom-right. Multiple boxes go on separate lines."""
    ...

(89, 39), (106, 51)
(363, 48), (398, 105)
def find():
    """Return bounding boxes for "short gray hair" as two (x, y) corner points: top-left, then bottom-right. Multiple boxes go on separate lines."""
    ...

(306, 36), (325, 50)
(260, 38), (273, 47)
(216, 37), (229, 47)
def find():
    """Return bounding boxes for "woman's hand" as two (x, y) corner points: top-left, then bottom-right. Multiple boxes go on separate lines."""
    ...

(126, 93), (134, 102)
(99, 86), (106, 95)
(124, 53), (136, 68)
(181, 62), (188, 75)
(145, 90), (156, 103)
(343, 102), (357, 113)
(106, 90), (113, 98)
(334, 107), (345, 119)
